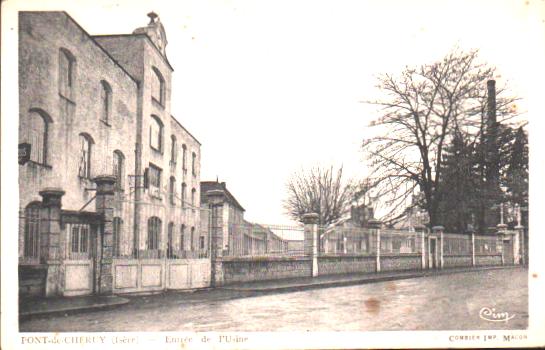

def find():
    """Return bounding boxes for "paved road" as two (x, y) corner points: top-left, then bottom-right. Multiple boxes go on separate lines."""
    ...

(20, 268), (527, 332)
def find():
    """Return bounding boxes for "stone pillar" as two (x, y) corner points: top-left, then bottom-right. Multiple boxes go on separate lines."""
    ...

(497, 223), (508, 265)
(208, 189), (225, 287)
(303, 213), (319, 277)
(419, 228), (426, 269)
(471, 231), (476, 267)
(432, 226), (444, 269)
(94, 175), (116, 295)
(39, 188), (65, 297)
(369, 219), (382, 273)
(514, 225), (524, 265)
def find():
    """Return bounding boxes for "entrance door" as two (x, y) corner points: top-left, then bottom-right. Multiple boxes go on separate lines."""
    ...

(429, 238), (437, 269)
(64, 223), (95, 296)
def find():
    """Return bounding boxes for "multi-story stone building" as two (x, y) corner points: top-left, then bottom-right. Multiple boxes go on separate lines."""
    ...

(18, 11), (208, 298)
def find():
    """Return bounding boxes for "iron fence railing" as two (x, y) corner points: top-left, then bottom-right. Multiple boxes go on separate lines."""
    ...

(474, 234), (499, 254)
(225, 223), (304, 257)
(111, 196), (209, 260)
(380, 229), (423, 254)
(319, 226), (375, 255)
(443, 233), (472, 255)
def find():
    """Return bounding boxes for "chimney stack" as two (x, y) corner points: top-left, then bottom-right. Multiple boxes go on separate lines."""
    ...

(487, 80), (496, 127)
(484, 79), (501, 229)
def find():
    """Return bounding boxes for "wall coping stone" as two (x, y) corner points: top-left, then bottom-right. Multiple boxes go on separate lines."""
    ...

(220, 256), (310, 262)
(318, 253), (376, 259)
(302, 213), (319, 224)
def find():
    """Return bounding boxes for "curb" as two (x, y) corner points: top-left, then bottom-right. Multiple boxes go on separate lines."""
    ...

(20, 297), (130, 318)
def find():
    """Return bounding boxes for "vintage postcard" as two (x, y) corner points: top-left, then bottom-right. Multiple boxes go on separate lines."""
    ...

(2, 0), (544, 348)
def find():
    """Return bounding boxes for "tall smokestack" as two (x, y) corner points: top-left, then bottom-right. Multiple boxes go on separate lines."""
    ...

(487, 80), (496, 127)
(484, 79), (500, 230)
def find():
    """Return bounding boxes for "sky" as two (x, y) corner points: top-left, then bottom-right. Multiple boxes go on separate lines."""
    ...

(5, 0), (545, 225)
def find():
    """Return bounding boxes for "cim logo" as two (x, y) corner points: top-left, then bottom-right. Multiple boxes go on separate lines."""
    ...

(479, 307), (515, 323)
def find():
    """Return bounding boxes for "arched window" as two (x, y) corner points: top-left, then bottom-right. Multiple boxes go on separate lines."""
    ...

(23, 202), (41, 258)
(181, 182), (187, 207)
(78, 133), (93, 179)
(182, 144), (187, 172)
(167, 222), (174, 258)
(170, 135), (177, 164)
(169, 176), (176, 205)
(23, 109), (51, 165)
(59, 48), (76, 99)
(149, 115), (163, 152)
(151, 67), (165, 106)
(191, 152), (197, 176)
(147, 216), (162, 250)
(191, 188), (196, 208)
(113, 217), (122, 257)
(113, 150), (125, 191)
(180, 224), (186, 251)
(100, 80), (112, 123)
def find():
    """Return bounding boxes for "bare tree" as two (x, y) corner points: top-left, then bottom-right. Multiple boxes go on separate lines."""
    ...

(363, 48), (520, 227)
(284, 166), (354, 226)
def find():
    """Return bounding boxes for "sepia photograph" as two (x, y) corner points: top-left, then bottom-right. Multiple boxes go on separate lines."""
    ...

(2, 0), (544, 348)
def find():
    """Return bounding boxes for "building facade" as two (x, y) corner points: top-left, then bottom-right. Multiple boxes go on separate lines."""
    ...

(19, 11), (207, 298)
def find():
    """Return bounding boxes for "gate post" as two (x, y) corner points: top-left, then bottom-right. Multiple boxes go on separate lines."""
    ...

(515, 224), (524, 265)
(470, 230), (476, 267)
(369, 219), (382, 273)
(303, 213), (319, 277)
(418, 227), (426, 269)
(39, 188), (65, 297)
(94, 175), (116, 295)
(497, 223), (508, 265)
(207, 189), (225, 287)
(432, 226), (444, 269)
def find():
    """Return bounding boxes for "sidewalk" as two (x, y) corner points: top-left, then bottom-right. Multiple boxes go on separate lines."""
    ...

(19, 265), (521, 318)
(19, 294), (129, 318)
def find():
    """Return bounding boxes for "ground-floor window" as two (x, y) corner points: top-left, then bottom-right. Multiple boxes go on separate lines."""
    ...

(180, 224), (186, 251)
(190, 227), (195, 251)
(23, 203), (41, 258)
(147, 216), (161, 250)
(167, 222), (174, 258)
(69, 224), (90, 259)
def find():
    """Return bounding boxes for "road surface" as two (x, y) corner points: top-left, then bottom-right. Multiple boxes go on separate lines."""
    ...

(20, 267), (527, 332)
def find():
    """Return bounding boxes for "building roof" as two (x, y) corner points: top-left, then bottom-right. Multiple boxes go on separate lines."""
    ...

(53, 11), (140, 84)
(171, 115), (201, 146)
(91, 33), (174, 72)
(200, 181), (245, 212)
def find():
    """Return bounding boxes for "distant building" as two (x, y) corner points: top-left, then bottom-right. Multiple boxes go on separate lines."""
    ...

(200, 181), (245, 253)
(200, 180), (291, 256)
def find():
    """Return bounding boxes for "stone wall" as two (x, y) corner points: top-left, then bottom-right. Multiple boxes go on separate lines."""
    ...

(443, 255), (472, 268)
(381, 254), (422, 271)
(475, 254), (502, 266)
(318, 255), (376, 275)
(220, 256), (311, 284)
